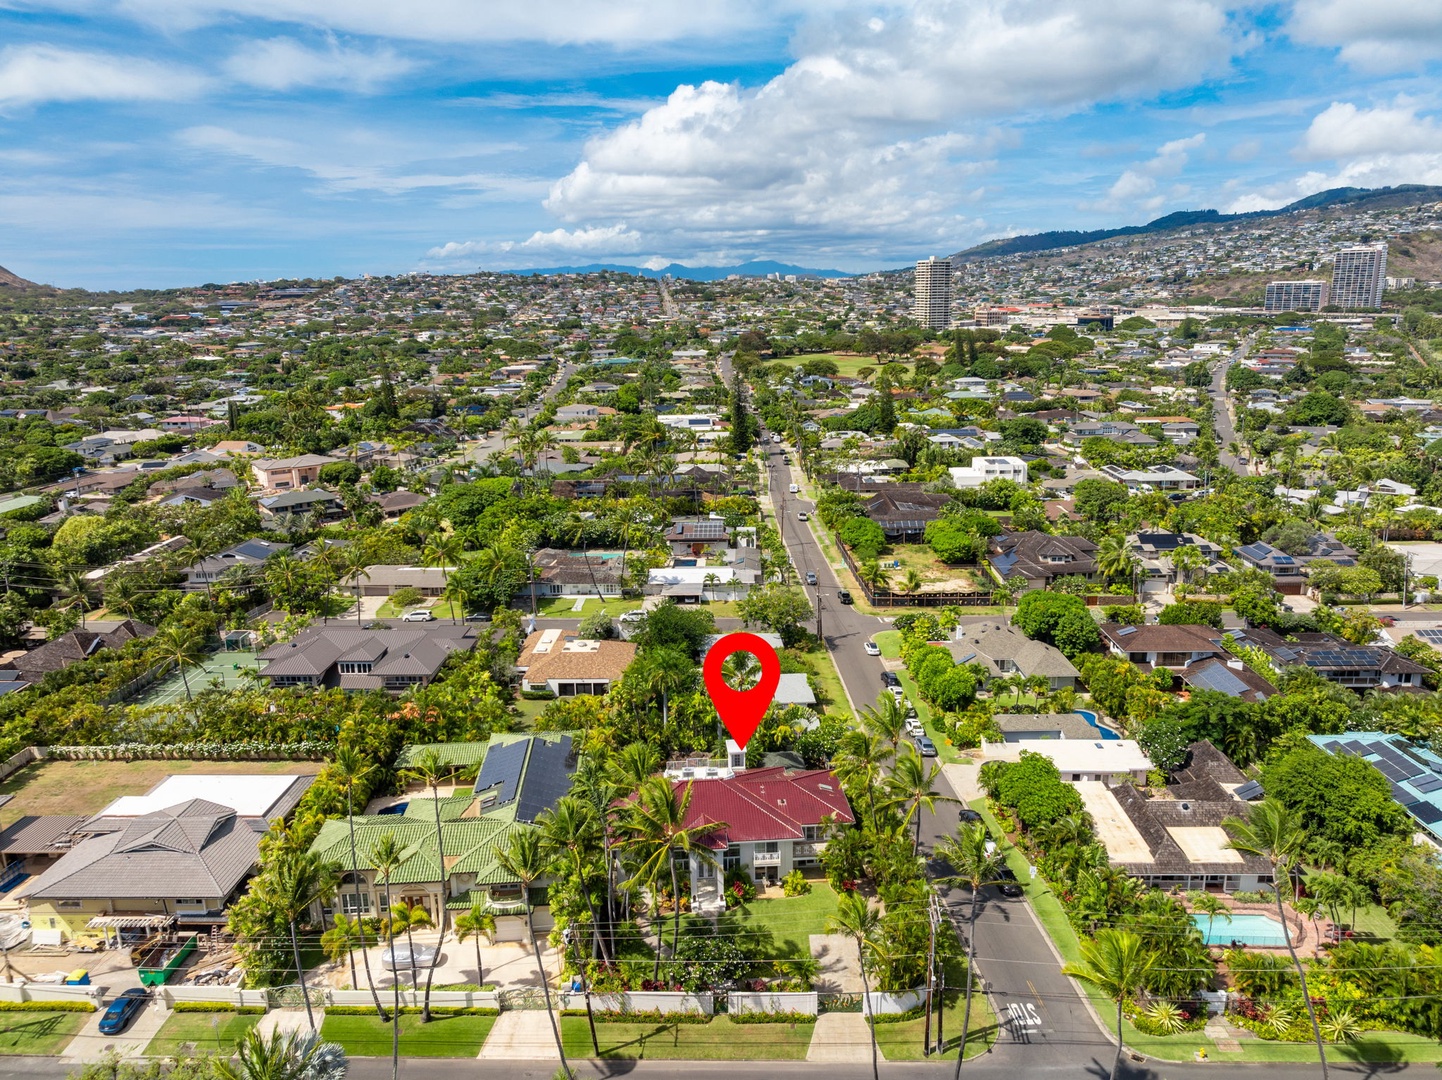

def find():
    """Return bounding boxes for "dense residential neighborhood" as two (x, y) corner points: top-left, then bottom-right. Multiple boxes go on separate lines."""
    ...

(4, 191), (1442, 1073)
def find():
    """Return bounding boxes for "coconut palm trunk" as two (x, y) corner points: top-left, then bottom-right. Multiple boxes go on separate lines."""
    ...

(858, 937), (880, 1080)
(346, 794), (387, 1020)
(1275, 872), (1327, 1078)
(422, 778), (448, 1022)
(288, 919), (315, 1033)
(955, 891), (979, 1076)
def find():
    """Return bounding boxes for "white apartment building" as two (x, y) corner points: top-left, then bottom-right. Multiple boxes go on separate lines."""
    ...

(949, 455), (1028, 488)
(1264, 280), (1328, 313)
(1330, 246), (1387, 310)
(913, 256), (953, 330)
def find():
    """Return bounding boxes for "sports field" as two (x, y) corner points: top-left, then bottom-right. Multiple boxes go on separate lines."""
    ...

(133, 650), (260, 706)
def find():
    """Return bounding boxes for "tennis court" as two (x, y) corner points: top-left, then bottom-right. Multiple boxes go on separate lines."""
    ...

(132, 650), (261, 706)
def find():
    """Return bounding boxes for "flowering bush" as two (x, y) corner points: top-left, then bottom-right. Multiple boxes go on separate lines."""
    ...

(781, 870), (811, 897)
(724, 869), (757, 908)
(49, 742), (329, 761)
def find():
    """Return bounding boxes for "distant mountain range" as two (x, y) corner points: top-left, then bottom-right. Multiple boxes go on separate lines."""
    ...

(504, 259), (851, 281)
(949, 184), (1442, 262)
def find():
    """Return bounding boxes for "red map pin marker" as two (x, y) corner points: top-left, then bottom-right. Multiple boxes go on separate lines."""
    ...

(703, 632), (781, 750)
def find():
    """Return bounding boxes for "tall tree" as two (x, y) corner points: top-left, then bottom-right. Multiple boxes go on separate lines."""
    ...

(885, 745), (957, 856)
(401, 748), (451, 1021)
(251, 851), (339, 1034)
(454, 900), (496, 988)
(620, 777), (725, 981)
(826, 891), (883, 1080)
(333, 747), (386, 1020)
(495, 830), (573, 1080)
(1225, 800), (1328, 1078)
(729, 373), (753, 454)
(936, 822), (1009, 1072)
(370, 833), (404, 1080)
(1061, 929), (1155, 1080)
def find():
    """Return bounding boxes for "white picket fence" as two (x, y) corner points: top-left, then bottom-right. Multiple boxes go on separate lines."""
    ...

(727, 991), (818, 1016)
(558, 991), (713, 1015)
(327, 988), (501, 1010)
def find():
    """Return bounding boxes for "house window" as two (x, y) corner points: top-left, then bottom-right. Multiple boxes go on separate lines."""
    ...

(801, 825), (821, 841)
(174, 898), (204, 908)
(697, 861), (715, 880)
(755, 842), (778, 854)
(57, 901), (83, 910)
(723, 846), (741, 872)
(340, 893), (372, 915)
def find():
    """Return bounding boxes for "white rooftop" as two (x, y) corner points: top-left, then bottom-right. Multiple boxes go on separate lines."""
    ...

(986, 739), (1152, 774)
(99, 774), (301, 819)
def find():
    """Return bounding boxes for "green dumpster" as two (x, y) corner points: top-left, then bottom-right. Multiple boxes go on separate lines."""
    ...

(137, 934), (198, 987)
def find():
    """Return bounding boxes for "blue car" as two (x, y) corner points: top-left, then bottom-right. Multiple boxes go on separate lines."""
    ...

(98, 989), (149, 1035)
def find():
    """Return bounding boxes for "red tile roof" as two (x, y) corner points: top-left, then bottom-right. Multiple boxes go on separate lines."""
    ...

(675, 768), (854, 849)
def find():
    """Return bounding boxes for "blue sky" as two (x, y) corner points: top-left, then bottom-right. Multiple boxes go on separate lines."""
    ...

(2, 1), (1441, 288)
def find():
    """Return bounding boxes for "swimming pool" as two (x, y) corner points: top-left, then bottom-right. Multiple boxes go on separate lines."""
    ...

(1074, 708), (1121, 741)
(1191, 912), (1289, 947)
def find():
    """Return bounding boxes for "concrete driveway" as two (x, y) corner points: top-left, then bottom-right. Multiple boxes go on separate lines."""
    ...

(60, 994), (169, 1062)
(344, 933), (562, 991)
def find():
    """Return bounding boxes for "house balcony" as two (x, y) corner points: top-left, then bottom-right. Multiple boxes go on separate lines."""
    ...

(791, 841), (826, 859)
(752, 851), (782, 867)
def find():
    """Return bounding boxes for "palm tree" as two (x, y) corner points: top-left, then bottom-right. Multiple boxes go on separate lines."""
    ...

(385, 899), (432, 993)
(540, 796), (606, 1054)
(608, 741), (662, 793)
(54, 568), (100, 628)
(1062, 929), (1155, 1080)
(332, 747), (386, 1020)
(1095, 534), (1137, 581)
(628, 647), (695, 739)
(832, 728), (894, 832)
(1192, 892), (1231, 947)
(826, 890), (883, 1080)
(454, 900), (496, 988)
(886, 745), (957, 855)
(936, 822), (1008, 1072)
(421, 533), (464, 623)
(861, 691), (907, 755)
(620, 777), (726, 981)
(902, 568), (924, 595)
(370, 833), (404, 1080)
(561, 511), (606, 601)
(495, 829), (573, 1080)
(722, 650), (761, 691)
(320, 913), (363, 992)
(1224, 800), (1329, 1079)
(214, 1028), (348, 1080)
(401, 747), (451, 1021)
(152, 625), (204, 705)
(251, 850), (340, 1033)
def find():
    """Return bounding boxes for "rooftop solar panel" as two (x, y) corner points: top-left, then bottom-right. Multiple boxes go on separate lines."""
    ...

(1390, 782), (1411, 803)
(1337, 740), (1372, 757)
(1376, 747), (1424, 779)
(1235, 779), (1264, 801)
(1376, 761), (1409, 783)
(1408, 801), (1442, 826)
(515, 735), (577, 824)
(1183, 662), (1250, 696)
(1416, 629), (1442, 644)
(1413, 775), (1442, 794)
(474, 739), (528, 806)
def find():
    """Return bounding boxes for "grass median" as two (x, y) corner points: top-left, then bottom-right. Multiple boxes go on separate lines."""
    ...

(319, 1012), (497, 1057)
(0, 1012), (88, 1055)
(147, 1011), (261, 1056)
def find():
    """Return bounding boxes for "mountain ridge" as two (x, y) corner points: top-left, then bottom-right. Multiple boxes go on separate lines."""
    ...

(502, 259), (851, 281)
(948, 184), (1442, 263)
(0, 265), (42, 290)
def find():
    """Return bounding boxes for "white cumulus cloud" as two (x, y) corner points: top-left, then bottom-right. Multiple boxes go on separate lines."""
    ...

(0, 44), (207, 107)
(1083, 132), (1205, 213)
(1289, 0), (1442, 71)
(542, 0), (1236, 253)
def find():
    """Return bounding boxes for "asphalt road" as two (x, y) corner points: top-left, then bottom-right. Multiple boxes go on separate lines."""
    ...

(1209, 340), (1250, 474)
(764, 443), (890, 715)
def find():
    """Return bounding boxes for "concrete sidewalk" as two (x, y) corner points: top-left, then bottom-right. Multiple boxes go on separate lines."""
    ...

(479, 1010), (562, 1059)
(806, 1012), (884, 1063)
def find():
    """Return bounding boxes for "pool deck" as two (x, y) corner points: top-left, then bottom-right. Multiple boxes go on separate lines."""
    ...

(1187, 898), (1328, 955)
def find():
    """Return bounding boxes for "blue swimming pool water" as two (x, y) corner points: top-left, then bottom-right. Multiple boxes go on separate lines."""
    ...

(1074, 708), (1121, 741)
(1192, 912), (1288, 947)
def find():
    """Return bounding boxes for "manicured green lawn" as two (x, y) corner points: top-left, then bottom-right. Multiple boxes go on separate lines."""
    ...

(530, 597), (644, 617)
(873, 630), (903, 658)
(1345, 901), (1398, 942)
(873, 957), (997, 1061)
(0, 1011), (88, 1055)
(744, 882), (839, 958)
(768, 353), (908, 379)
(513, 696), (549, 725)
(560, 1014), (815, 1060)
(795, 644), (851, 717)
(319, 1013), (496, 1057)
(147, 1011), (260, 1056)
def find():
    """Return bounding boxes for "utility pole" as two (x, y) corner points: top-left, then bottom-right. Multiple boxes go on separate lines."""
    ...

(932, 893), (946, 1056)
(923, 892), (939, 1056)
(816, 588), (824, 643)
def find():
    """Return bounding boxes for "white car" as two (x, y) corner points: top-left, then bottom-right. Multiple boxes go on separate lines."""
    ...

(906, 719), (924, 737)
(864, 641), (881, 656)
(401, 610), (435, 623)
(789, 483), (800, 493)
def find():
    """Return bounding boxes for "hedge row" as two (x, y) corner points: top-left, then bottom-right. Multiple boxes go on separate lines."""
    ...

(727, 1011), (816, 1024)
(171, 1002), (266, 1015)
(324, 1005), (499, 1017)
(0, 1000), (95, 1013)
(561, 1009), (710, 1024)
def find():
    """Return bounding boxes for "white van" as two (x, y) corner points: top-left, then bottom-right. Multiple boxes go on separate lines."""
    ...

(789, 483), (800, 494)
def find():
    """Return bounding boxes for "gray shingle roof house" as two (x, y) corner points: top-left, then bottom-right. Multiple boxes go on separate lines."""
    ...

(1227, 627), (1429, 691)
(947, 620), (1080, 689)
(22, 773), (313, 943)
(988, 531), (1099, 587)
(258, 624), (480, 692)
(5, 620), (156, 685)
(1099, 623), (1227, 671)
(185, 538), (292, 591)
